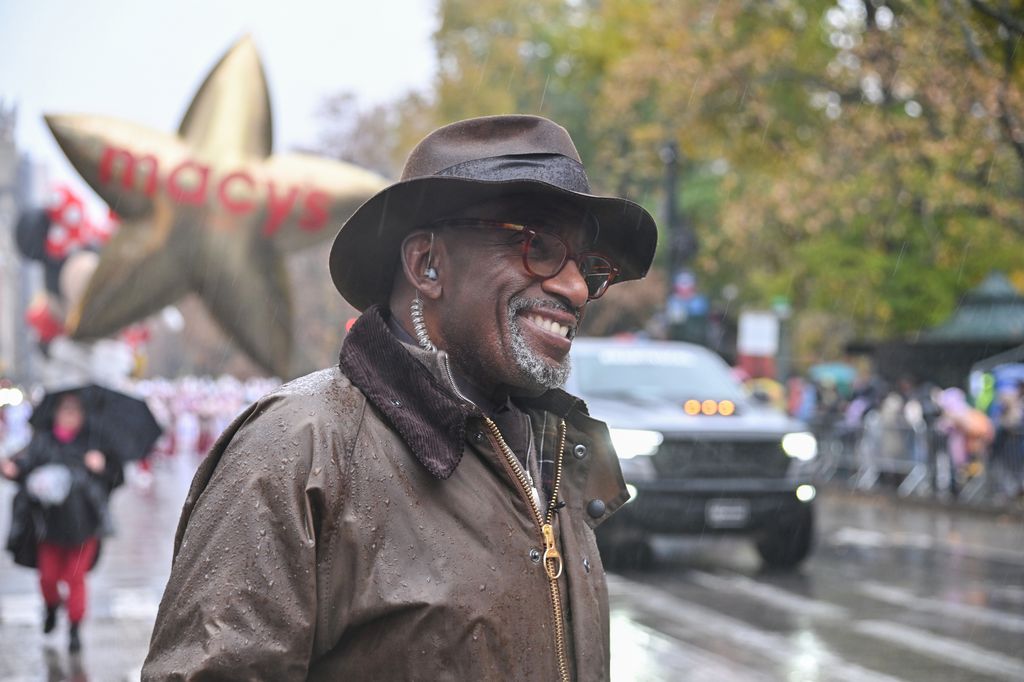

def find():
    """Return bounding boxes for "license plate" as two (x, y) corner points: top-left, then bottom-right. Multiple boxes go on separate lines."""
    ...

(705, 498), (751, 528)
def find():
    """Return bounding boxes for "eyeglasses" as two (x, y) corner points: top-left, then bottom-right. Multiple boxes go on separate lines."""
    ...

(435, 219), (620, 300)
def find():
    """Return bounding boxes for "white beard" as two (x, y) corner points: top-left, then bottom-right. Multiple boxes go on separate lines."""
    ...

(507, 297), (572, 391)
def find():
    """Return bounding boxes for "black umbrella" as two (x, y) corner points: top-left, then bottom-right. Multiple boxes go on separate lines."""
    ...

(29, 384), (162, 463)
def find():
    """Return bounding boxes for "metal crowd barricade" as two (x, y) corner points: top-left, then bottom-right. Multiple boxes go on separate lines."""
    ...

(810, 414), (1024, 511)
(852, 413), (933, 495)
(812, 418), (960, 500)
(811, 418), (861, 483)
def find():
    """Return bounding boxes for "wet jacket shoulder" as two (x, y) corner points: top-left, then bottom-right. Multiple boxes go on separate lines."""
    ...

(143, 368), (361, 681)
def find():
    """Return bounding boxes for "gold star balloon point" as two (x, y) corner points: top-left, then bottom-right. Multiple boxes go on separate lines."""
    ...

(46, 37), (387, 377)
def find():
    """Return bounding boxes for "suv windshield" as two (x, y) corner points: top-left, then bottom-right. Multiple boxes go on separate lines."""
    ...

(573, 345), (746, 403)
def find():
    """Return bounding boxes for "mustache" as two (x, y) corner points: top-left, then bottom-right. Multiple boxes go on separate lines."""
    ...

(508, 297), (580, 321)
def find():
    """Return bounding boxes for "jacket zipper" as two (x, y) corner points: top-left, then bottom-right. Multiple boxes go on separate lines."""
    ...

(484, 416), (570, 682)
(440, 352), (571, 679)
(440, 352), (475, 407)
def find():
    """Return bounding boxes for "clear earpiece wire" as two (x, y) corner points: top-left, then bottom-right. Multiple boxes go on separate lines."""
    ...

(410, 292), (436, 352)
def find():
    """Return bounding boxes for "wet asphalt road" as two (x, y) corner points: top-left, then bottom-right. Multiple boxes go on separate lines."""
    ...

(608, 494), (1024, 682)
(1, 453), (1022, 681)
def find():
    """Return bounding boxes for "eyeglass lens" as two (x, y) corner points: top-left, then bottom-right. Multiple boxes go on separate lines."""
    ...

(525, 232), (613, 299)
(432, 219), (616, 299)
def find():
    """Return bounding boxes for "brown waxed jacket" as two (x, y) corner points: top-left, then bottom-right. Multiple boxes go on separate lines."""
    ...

(142, 306), (628, 681)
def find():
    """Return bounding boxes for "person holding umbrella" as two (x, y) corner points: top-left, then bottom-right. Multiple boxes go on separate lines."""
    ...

(1, 386), (150, 653)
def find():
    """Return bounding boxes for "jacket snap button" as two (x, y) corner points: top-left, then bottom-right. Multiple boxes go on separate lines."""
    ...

(587, 499), (606, 518)
(529, 548), (542, 563)
(583, 557), (591, 573)
(573, 443), (587, 459)
(390, 398), (402, 407)
(474, 431), (484, 443)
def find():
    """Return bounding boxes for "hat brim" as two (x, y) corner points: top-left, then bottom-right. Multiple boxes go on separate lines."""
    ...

(330, 176), (658, 311)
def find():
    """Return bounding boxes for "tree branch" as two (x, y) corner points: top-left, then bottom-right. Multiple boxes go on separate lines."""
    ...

(996, 95), (1024, 189)
(969, 0), (1024, 37)
(958, 17), (989, 65)
(993, 3), (1024, 195)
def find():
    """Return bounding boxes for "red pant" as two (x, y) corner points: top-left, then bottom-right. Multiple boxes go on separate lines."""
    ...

(37, 538), (98, 624)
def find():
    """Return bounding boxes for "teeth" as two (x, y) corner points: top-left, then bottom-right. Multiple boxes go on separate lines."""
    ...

(526, 314), (570, 338)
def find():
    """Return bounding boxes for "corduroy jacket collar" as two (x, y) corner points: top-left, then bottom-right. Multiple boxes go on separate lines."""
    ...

(338, 305), (588, 480)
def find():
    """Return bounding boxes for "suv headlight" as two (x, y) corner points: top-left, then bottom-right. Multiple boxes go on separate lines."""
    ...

(609, 428), (664, 459)
(782, 432), (818, 461)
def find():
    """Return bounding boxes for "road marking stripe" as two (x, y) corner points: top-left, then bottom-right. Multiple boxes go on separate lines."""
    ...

(611, 613), (776, 682)
(0, 593), (43, 625)
(109, 588), (160, 620)
(689, 571), (849, 620)
(830, 527), (890, 548)
(0, 588), (158, 625)
(860, 582), (1024, 634)
(609, 575), (902, 682)
(830, 526), (1024, 563)
(990, 585), (1024, 607)
(854, 620), (1024, 680)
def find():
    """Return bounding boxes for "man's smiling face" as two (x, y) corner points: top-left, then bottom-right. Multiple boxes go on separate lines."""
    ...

(434, 196), (599, 397)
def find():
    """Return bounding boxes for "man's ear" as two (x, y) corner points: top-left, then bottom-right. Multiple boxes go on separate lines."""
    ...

(400, 231), (444, 300)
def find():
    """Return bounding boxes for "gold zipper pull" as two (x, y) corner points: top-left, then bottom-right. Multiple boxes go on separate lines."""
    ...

(541, 523), (563, 580)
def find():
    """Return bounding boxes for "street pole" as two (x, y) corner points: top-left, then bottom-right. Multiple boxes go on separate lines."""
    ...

(661, 141), (681, 279)
(660, 140), (701, 343)
(772, 295), (792, 381)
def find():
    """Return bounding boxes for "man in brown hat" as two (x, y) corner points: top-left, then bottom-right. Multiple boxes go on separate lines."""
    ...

(143, 115), (657, 681)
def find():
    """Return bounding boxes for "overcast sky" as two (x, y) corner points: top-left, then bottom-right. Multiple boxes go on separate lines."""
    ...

(0, 0), (436, 202)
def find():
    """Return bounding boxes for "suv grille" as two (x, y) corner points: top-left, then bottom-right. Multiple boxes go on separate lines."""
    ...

(653, 439), (790, 478)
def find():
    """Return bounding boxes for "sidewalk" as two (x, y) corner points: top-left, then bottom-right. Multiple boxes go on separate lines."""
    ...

(822, 480), (1024, 521)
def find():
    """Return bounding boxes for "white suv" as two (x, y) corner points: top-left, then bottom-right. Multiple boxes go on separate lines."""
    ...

(567, 338), (818, 570)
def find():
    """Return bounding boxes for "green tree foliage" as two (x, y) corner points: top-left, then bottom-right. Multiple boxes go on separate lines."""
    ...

(321, 0), (1024, 351)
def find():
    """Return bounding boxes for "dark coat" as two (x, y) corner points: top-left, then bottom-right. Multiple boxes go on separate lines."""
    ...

(4, 426), (123, 568)
(143, 306), (628, 681)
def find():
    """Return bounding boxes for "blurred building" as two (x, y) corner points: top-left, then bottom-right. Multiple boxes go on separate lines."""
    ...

(850, 272), (1024, 389)
(0, 102), (43, 384)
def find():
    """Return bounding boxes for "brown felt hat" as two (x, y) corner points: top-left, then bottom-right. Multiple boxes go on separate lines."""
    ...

(329, 114), (658, 311)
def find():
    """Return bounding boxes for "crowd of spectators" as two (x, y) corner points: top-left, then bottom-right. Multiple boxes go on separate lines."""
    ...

(133, 375), (280, 464)
(783, 366), (1024, 505)
(4, 366), (1022, 508)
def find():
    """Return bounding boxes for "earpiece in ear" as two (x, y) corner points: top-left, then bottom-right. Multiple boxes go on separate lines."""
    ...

(423, 233), (438, 281)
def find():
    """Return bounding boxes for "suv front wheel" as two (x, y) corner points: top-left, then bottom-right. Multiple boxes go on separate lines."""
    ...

(755, 504), (814, 570)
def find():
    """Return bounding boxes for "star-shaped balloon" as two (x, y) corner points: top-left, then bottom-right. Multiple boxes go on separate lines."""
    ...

(45, 37), (386, 376)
